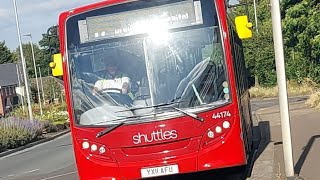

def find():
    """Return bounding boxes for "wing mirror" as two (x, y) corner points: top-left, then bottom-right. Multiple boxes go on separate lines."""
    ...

(49, 53), (63, 76)
(235, 15), (253, 39)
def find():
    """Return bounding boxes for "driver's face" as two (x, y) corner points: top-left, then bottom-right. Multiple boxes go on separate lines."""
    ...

(106, 65), (118, 76)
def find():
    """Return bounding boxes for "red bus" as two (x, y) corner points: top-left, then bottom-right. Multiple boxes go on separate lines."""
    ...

(54, 0), (254, 179)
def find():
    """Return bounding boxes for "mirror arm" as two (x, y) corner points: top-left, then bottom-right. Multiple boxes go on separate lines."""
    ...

(227, 3), (247, 9)
(227, 0), (250, 21)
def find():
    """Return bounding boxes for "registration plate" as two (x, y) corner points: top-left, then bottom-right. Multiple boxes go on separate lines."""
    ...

(141, 164), (179, 178)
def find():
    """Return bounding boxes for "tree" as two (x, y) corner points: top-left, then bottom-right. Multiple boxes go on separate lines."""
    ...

(235, 0), (277, 86)
(15, 43), (42, 78)
(282, 0), (320, 83)
(39, 25), (60, 53)
(233, 0), (320, 86)
(0, 41), (13, 64)
(38, 25), (60, 77)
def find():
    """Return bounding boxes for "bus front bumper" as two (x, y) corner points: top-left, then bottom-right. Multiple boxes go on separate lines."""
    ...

(75, 133), (246, 180)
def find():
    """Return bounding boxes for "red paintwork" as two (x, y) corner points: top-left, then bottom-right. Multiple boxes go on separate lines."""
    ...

(58, 0), (248, 179)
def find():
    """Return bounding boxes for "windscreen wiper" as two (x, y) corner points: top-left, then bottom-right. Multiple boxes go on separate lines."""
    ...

(96, 113), (156, 138)
(117, 100), (204, 122)
(97, 100), (204, 138)
(169, 107), (204, 122)
(96, 120), (127, 138)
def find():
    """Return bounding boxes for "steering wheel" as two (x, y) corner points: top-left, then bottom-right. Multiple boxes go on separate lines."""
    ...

(95, 88), (133, 106)
(91, 88), (123, 104)
(99, 88), (123, 94)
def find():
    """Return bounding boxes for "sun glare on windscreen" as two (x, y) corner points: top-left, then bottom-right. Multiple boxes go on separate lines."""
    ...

(130, 17), (170, 45)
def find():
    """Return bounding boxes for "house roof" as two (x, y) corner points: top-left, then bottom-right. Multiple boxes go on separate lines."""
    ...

(0, 63), (18, 87)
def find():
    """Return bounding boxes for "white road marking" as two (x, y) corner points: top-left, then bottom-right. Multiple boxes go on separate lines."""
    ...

(3, 169), (40, 179)
(40, 171), (77, 180)
(26, 169), (40, 173)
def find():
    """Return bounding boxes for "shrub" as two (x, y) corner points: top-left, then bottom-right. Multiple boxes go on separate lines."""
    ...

(39, 109), (68, 124)
(11, 103), (69, 125)
(306, 91), (320, 110)
(10, 107), (27, 119)
(41, 120), (58, 133)
(0, 118), (43, 149)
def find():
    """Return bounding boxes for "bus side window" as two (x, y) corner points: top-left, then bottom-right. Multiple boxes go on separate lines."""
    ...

(228, 16), (249, 97)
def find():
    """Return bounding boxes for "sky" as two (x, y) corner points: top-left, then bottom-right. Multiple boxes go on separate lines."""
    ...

(0, 0), (98, 50)
(0, 0), (239, 50)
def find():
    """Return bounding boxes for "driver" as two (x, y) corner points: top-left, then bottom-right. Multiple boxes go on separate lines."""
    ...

(93, 59), (130, 95)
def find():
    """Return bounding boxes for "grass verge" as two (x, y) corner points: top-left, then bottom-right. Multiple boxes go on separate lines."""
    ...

(306, 91), (320, 110)
(249, 79), (318, 98)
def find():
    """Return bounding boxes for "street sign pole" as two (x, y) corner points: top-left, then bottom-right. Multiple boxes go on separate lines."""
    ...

(270, 1), (305, 179)
(253, 0), (259, 33)
(13, 0), (33, 121)
(23, 33), (43, 116)
(270, 0), (294, 177)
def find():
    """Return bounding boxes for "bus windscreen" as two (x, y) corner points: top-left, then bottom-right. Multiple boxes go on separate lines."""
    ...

(66, 0), (231, 126)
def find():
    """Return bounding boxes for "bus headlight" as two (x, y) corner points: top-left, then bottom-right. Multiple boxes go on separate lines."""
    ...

(201, 119), (233, 148)
(223, 121), (230, 129)
(215, 126), (222, 133)
(91, 144), (98, 152)
(77, 139), (115, 162)
(99, 146), (106, 154)
(82, 141), (90, 149)
(207, 130), (214, 138)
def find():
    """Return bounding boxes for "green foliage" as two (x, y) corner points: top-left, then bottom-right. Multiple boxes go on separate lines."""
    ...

(38, 25), (60, 77)
(30, 77), (64, 103)
(42, 77), (64, 101)
(0, 41), (13, 64)
(15, 43), (43, 78)
(10, 106), (27, 119)
(41, 120), (59, 133)
(0, 128), (32, 149)
(13, 25), (61, 80)
(0, 118), (43, 149)
(38, 105), (68, 124)
(282, 0), (320, 83)
(39, 25), (60, 53)
(12, 103), (68, 123)
(234, 0), (277, 86)
(233, 0), (320, 87)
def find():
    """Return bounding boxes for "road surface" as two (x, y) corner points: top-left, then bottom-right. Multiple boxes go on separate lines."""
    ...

(0, 134), (77, 180)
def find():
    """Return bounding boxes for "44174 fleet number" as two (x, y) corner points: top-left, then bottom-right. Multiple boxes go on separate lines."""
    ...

(212, 111), (231, 119)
